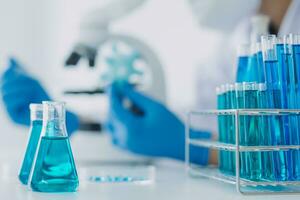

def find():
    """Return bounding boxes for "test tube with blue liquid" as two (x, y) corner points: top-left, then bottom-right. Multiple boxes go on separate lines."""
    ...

(217, 85), (231, 174)
(255, 43), (266, 83)
(289, 34), (300, 180)
(29, 101), (79, 192)
(217, 86), (226, 173)
(277, 36), (296, 180)
(227, 84), (236, 175)
(19, 104), (43, 185)
(261, 35), (289, 181)
(245, 43), (261, 82)
(235, 82), (249, 178)
(236, 44), (251, 82)
(256, 83), (276, 180)
(238, 82), (262, 180)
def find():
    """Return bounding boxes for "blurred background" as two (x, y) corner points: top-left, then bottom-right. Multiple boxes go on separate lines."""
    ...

(0, 0), (222, 159)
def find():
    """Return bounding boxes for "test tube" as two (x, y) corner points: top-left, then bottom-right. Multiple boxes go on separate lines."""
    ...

(236, 44), (251, 82)
(255, 43), (266, 83)
(261, 35), (279, 91)
(228, 84), (236, 175)
(289, 34), (300, 180)
(284, 35), (297, 111)
(223, 84), (231, 174)
(243, 82), (262, 180)
(216, 85), (226, 173)
(235, 82), (249, 178)
(256, 83), (276, 180)
(261, 34), (289, 181)
(245, 43), (260, 82)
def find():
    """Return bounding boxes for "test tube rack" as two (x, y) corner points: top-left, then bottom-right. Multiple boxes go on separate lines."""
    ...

(185, 109), (300, 195)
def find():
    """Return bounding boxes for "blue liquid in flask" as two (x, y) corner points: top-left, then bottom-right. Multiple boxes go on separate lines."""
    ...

(30, 136), (78, 192)
(19, 120), (42, 184)
(30, 101), (79, 192)
(19, 104), (43, 185)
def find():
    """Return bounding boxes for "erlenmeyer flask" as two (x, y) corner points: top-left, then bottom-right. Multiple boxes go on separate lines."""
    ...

(29, 101), (79, 192)
(19, 104), (43, 184)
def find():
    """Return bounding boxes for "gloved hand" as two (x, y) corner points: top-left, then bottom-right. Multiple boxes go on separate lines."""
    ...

(107, 83), (211, 165)
(1, 58), (79, 134)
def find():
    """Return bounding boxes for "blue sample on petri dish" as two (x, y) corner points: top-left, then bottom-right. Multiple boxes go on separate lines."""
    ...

(30, 101), (79, 192)
(89, 175), (147, 183)
(19, 104), (43, 184)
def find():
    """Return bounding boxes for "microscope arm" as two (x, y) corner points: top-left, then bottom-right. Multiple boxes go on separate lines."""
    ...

(65, 0), (147, 67)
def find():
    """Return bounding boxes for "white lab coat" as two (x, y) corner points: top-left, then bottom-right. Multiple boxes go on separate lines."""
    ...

(194, 0), (300, 132)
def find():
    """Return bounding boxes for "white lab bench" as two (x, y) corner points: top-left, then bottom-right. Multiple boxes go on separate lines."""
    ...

(0, 128), (300, 200)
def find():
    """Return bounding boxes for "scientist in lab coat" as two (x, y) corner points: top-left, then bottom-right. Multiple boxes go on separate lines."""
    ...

(1, 0), (299, 165)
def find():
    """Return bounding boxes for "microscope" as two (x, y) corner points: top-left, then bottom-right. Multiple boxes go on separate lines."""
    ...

(64, 0), (166, 131)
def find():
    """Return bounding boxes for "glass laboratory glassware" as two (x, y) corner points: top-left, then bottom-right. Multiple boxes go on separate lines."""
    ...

(256, 83), (276, 180)
(235, 82), (248, 178)
(227, 84), (236, 175)
(289, 34), (300, 180)
(217, 85), (232, 174)
(236, 82), (261, 180)
(29, 101), (79, 192)
(245, 43), (260, 82)
(19, 104), (43, 185)
(236, 44), (251, 82)
(261, 35), (289, 181)
(217, 85), (226, 173)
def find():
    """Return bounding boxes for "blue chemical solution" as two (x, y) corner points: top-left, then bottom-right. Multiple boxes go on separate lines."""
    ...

(236, 84), (262, 180)
(227, 89), (236, 175)
(292, 44), (300, 179)
(256, 51), (265, 83)
(235, 86), (249, 179)
(217, 90), (227, 173)
(256, 86), (276, 181)
(19, 120), (43, 184)
(30, 136), (79, 192)
(277, 44), (294, 180)
(236, 56), (249, 82)
(245, 53), (260, 82)
(264, 60), (289, 181)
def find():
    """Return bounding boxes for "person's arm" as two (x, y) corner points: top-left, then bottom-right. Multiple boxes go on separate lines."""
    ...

(259, 0), (292, 34)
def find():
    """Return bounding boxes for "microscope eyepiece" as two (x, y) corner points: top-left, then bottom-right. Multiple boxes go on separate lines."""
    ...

(64, 44), (97, 67)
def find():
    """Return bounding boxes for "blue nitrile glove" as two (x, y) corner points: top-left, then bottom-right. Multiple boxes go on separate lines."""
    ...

(107, 82), (211, 165)
(1, 58), (79, 134)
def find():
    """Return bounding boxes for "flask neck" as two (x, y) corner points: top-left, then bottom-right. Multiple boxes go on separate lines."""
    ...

(30, 104), (43, 122)
(41, 101), (68, 137)
(43, 118), (68, 137)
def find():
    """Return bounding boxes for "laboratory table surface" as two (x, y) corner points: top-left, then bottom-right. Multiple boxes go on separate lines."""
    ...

(0, 128), (300, 200)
